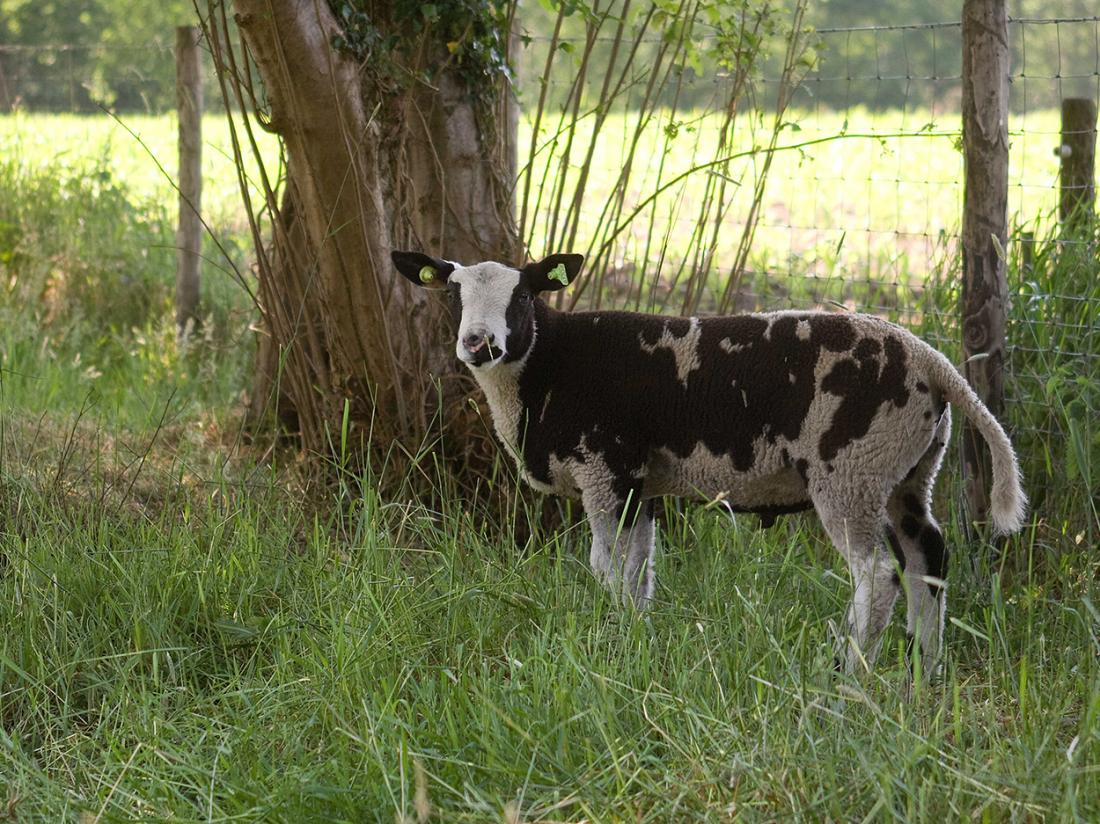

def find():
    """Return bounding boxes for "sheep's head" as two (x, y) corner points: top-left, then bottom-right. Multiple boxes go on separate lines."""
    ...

(392, 251), (583, 370)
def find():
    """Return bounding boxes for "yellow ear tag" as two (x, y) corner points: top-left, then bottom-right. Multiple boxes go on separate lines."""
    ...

(547, 262), (569, 286)
(418, 265), (436, 284)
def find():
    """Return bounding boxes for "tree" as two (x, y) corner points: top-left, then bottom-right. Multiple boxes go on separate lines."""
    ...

(206, 0), (519, 460)
(208, 0), (814, 475)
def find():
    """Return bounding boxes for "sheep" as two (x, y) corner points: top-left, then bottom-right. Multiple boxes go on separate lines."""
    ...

(391, 249), (1027, 677)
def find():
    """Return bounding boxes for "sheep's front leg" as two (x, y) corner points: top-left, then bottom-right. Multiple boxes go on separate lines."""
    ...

(587, 508), (615, 584)
(583, 489), (656, 609)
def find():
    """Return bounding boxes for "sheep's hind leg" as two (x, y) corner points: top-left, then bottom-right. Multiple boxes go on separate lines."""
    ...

(888, 409), (951, 679)
(812, 488), (900, 674)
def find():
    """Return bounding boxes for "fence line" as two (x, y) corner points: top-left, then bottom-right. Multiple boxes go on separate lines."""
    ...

(0, 13), (1097, 504)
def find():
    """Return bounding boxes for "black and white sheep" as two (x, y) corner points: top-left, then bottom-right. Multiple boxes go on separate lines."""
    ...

(392, 250), (1027, 676)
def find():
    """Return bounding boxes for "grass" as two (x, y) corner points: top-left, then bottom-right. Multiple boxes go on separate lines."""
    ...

(0, 108), (1098, 820)
(2, 444), (1099, 820)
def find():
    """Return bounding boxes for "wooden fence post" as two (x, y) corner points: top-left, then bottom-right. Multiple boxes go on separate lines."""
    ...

(175, 25), (203, 342)
(1058, 97), (1098, 232)
(960, 0), (1009, 531)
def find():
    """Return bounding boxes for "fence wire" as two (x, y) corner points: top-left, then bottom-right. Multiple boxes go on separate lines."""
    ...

(1, 12), (1097, 503)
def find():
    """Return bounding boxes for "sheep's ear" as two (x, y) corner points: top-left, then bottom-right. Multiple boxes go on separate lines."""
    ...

(521, 253), (583, 293)
(391, 250), (455, 287)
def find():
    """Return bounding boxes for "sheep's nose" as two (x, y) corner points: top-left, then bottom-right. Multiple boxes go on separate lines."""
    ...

(462, 331), (493, 353)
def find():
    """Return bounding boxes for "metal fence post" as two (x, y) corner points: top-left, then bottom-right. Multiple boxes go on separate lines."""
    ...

(960, 0), (1010, 531)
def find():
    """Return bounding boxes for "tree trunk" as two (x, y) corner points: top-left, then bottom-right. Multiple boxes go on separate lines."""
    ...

(227, 0), (518, 459)
(1060, 97), (1098, 232)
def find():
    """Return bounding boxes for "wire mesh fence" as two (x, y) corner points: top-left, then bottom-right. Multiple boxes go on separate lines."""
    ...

(511, 10), (1098, 515)
(0, 41), (182, 113)
(1, 9), (1097, 511)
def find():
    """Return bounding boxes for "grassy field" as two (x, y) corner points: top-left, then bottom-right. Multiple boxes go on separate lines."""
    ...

(0, 109), (1098, 820)
(0, 107), (1076, 268)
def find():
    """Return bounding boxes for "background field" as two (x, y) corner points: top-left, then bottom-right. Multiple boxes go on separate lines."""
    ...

(0, 99), (1098, 820)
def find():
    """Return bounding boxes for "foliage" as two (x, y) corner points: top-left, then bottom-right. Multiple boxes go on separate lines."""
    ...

(0, 156), (173, 330)
(0, 0), (194, 111)
(329, 0), (513, 104)
(1002, 222), (1099, 533)
(1, 1), (1096, 113)
(805, 0), (1100, 109)
(0, 116), (259, 429)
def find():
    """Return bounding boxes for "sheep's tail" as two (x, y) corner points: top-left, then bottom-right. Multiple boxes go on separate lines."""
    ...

(925, 347), (1027, 535)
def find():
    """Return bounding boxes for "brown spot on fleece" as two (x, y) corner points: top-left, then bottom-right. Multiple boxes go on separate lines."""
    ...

(818, 335), (911, 461)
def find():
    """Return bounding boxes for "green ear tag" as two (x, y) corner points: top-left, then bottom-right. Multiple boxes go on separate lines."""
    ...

(418, 265), (436, 284)
(547, 262), (569, 286)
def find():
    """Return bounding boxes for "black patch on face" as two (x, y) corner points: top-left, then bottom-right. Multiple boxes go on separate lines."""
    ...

(446, 281), (463, 326)
(516, 309), (859, 488)
(502, 280), (538, 364)
(818, 335), (911, 461)
(920, 526), (947, 594)
(915, 380), (929, 393)
(901, 514), (921, 539)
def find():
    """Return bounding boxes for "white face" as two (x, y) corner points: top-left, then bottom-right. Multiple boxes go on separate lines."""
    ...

(449, 262), (521, 369)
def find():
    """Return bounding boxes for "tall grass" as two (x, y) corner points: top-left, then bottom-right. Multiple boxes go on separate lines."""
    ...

(0, 139), (255, 431)
(2, 436), (1099, 820)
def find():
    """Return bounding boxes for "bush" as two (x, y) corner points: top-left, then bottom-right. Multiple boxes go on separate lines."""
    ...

(0, 157), (175, 334)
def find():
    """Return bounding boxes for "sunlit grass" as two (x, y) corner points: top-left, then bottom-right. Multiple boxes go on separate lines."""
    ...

(0, 111), (280, 235)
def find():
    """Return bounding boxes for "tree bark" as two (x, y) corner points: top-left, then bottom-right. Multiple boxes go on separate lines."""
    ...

(1060, 97), (1098, 232)
(960, 0), (1009, 529)
(228, 0), (518, 458)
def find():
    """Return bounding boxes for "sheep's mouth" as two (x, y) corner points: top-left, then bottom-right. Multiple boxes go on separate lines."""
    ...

(461, 343), (504, 368)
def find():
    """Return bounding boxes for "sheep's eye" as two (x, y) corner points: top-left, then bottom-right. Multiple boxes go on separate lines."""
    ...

(518, 290), (533, 304)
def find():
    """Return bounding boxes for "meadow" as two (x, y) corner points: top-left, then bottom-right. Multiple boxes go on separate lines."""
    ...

(0, 108), (1097, 820)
